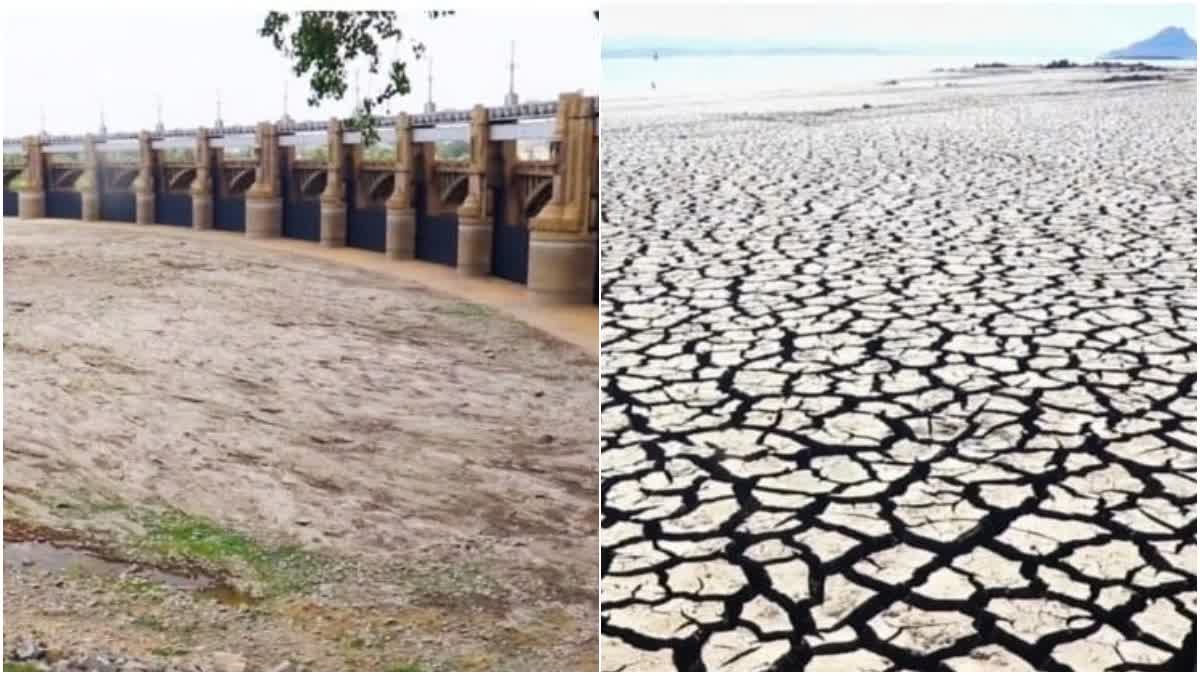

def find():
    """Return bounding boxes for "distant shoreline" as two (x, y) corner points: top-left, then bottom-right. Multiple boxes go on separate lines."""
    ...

(601, 50), (1198, 63)
(601, 59), (1196, 120)
(603, 52), (1195, 102)
(602, 47), (884, 59)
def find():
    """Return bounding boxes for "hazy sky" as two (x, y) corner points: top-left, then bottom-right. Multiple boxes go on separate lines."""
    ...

(604, 3), (1197, 53)
(3, 8), (599, 139)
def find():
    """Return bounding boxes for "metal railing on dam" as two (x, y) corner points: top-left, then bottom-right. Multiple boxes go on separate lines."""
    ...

(3, 93), (598, 305)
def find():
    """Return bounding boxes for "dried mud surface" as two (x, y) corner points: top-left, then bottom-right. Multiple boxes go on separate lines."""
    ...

(4, 221), (598, 671)
(601, 75), (1196, 670)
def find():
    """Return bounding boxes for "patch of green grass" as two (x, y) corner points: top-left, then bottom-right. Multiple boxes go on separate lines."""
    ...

(150, 646), (189, 658)
(4, 661), (44, 672)
(136, 510), (320, 597)
(130, 614), (166, 631)
(405, 558), (502, 600)
(434, 302), (490, 319)
(383, 662), (429, 672)
(142, 510), (258, 561)
(112, 576), (168, 601)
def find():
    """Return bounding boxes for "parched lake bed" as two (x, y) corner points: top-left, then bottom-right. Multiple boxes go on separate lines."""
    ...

(601, 73), (1197, 670)
(4, 221), (598, 671)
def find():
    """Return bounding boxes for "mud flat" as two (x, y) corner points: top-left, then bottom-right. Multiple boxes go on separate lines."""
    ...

(600, 70), (1196, 671)
(4, 221), (598, 671)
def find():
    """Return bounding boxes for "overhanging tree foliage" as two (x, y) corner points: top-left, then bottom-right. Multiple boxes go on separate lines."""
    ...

(260, 10), (598, 145)
(259, 10), (453, 145)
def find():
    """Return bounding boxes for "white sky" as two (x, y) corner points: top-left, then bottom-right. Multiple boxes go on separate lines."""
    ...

(604, 3), (1197, 53)
(3, 8), (599, 138)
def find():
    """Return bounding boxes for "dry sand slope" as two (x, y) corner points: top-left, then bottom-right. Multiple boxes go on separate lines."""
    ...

(4, 222), (597, 671)
(600, 75), (1196, 671)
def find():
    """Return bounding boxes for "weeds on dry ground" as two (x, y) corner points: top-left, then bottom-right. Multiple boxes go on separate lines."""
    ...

(383, 662), (429, 671)
(7, 495), (326, 600)
(432, 302), (491, 319)
(6, 498), (547, 670)
(134, 509), (322, 597)
(111, 576), (170, 601)
(128, 615), (167, 631)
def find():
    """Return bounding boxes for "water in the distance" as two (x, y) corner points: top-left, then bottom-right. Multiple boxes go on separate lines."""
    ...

(602, 51), (1197, 99)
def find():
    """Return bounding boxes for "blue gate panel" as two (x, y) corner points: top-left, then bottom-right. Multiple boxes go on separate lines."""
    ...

(342, 162), (387, 252)
(491, 222), (529, 284)
(214, 197), (245, 232)
(347, 206), (386, 252)
(3, 190), (16, 217)
(490, 188), (529, 284)
(100, 192), (136, 222)
(46, 191), (81, 219)
(284, 201), (321, 242)
(157, 192), (192, 227)
(414, 187), (457, 266)
(280, 154), (321, 242)
(416, 213), (458, 267)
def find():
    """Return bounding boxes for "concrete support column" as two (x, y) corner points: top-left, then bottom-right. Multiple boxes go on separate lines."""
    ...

(498, 139), (521, 226)
(18, 136), (45, 219)
(80, 134), (100, 221)
(245, 122), (282, 239)
(18, 192), (45, 219)
(136, 192), (155, 224)
(421, 143), (442, 214)
(456, 105), (492, 277)
(319, 118), (346, 247)
(527, 231), (597, 304)
(191, 128), (213, 229)
(528, 93), (598, 304)
(385, 113), (416, 259)
(80, 193), (100, 221)
(193, 196), (212, 230)
(134, 131), (155, 224)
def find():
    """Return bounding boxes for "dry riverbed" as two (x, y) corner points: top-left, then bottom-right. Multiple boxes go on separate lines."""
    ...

(3, 221), (598, 671)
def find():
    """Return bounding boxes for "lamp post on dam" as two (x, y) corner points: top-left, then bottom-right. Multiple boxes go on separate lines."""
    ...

(3, 92), (599, 306)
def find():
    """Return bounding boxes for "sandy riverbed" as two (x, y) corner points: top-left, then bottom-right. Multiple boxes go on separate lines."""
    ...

(600, 68), (1196, 671)
(4, 221), (598, 671)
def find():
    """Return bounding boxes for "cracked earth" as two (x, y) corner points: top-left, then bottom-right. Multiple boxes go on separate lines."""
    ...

(600, 74), (1196, 671)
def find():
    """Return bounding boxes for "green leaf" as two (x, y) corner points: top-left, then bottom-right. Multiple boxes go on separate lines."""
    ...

(258, 11), (448, 144)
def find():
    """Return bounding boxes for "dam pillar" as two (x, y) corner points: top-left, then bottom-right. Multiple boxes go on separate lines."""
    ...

(245, 122), (282, 238)
(319, 118), (346, 247)
(18, 136), (45, 219)
(79, 134), (100, 221)
(497, 138), (521, 227)
(134, 131), (155, 224)
(385, 113), (417, 259)
(528, 92), (598, 304)
(191, 128), (213, 229)
(456, 105), (492, 277)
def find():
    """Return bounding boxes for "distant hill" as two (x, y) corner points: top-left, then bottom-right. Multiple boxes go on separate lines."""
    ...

(1103, 26), (1197, 59)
